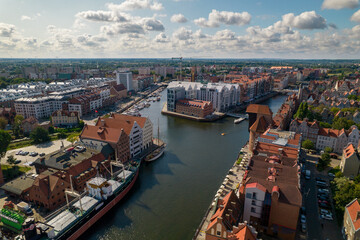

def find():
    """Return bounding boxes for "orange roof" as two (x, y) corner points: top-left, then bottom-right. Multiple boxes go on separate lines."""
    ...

(246, 182), (267, 192)
(228, 225), (257, 240)
(177, 99), (211, 109)
(246, 104), (272, 116)
(250, 116), (269, 133)
(346, 199), (360, 231)
(81, 125), (124, 143)
(344, 144), (356, 158)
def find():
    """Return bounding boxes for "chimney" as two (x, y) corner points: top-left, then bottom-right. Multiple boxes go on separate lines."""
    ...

(101, 119), (105, 127)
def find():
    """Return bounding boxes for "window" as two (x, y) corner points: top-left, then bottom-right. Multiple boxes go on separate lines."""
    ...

(252, 192), (257, 200)
(251, 207), (256, 213)
(252, 200), (256, 206)
(216, 231), (221, 236)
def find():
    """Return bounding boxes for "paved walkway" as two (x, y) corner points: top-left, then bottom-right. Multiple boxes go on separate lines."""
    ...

(1, 139), (71, 166)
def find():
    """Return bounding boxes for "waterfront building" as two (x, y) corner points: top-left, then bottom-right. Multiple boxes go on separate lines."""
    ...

(167, 81), (241, 112)
(242, 128), (302, 240)
(272, 94), (299, 130)
(340, 143), (360, 178)
(116, 71), (133, 91)
(80, 124), (130, 163)
(343, 199), (360, 240)
(68, 93), (102, 117)
(15, 96), (68, 119)
(110, 84), (127, 100)
(133, 75), (154, 91)
(205, 190), (243, 240)
(175, 99), (213, 118)
(107, 113), (153, 150)
(51, 110), (79, 127)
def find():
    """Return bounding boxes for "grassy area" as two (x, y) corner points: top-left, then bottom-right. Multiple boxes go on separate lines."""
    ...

(7, 139), (33, 150)
(1, 164), (31, 182)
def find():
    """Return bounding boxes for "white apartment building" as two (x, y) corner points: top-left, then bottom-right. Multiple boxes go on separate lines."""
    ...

(116, 71), (133, 91)
(128, 121), (143, 157)
(316, 126), (360, 153)
(15, 96), (68, 119)
(167, 81), (241, 112)
(243, 183), (267, 223)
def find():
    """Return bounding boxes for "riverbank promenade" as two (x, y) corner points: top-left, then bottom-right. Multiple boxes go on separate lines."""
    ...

(193, 143), (251, 240)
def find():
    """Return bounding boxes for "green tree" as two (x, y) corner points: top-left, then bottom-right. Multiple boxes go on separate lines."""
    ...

(30, 127), (50, 144)
(13, 115), (24, 138)
(0, 117), (7, 129)
(330, 107), (340, 115)
(294, 102), (309, 120)
(0, 130), (11, 158)
(67, 133), (79, 145)
(78, 120), (85, 129)
(302, 139), (314, 150)
(6, 155), (16, 165)
(48, 126), (55, 134)
(324, 147), (333, 153)
(332, 117), (355, 130)
(319, 122), (332, 128)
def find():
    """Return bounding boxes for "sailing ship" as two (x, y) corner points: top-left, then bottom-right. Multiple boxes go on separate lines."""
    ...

(145, 120), (166, 162)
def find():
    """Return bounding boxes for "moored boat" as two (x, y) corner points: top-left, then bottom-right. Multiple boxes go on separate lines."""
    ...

(234, 117), (245, 124)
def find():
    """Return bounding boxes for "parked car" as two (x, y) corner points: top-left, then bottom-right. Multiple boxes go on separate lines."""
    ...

(39, 153), (45, 157)
(318, 200), (330, 205)
(16, 150), (23, 155)
(301, 223), (307, 233)
(315, 177), (326, 182)
(320, 209), (332, 215)
(300, 214), (306, 224)
(318, 195), (330, 201)
(316, 181), (328, 187)
(319, 202), (331, 209)
(321, 214), (333, 221)
(22, 151), (29, 156)
(14, 160), (21, 164)
(318, 188), (330, 194)
(328, 172), (335, 178)
(29, 152), (38, 157)
(29, 162), (35, 166)
(301, 206), (306, 215)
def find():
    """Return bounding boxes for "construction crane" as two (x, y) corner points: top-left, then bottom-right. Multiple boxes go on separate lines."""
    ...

(172, 57), (183, 81)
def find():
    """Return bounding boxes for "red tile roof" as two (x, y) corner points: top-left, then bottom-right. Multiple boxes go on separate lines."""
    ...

(81, 125), (124, 143)
(246, 104), (272, 116)
(228, 225), (257, 240)
(344, 144), (356, 159)
(346, 199), (360, 231)
(177, 99), (211, 109)
(246, 182), (267, 192)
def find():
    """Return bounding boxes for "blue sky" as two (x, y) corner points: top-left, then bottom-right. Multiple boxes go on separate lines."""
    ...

(0, 0), (360, 58)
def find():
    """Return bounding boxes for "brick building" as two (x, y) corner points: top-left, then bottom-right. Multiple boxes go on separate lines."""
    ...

(175, 99), (213, 118)
(344, 199), (360, 240)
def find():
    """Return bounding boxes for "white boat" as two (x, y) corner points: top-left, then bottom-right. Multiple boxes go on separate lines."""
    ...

(234, 117), (245, 124)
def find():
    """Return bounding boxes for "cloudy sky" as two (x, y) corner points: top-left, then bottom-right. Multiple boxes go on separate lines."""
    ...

(1, 0), (360, 59)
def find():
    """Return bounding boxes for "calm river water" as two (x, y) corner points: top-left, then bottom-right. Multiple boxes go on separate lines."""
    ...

(86, 91), (287, 240)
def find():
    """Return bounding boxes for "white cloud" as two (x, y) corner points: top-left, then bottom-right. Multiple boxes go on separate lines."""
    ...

(101, 23), (145, 35)
(282, 11), (327, 30)
(154, 32), (169, 42)
(322, 0), (359, 9)
(351, 9), (360, 22)
(0, 23), (15, 37)
(21, 16), (32, 21)
(194, 9), (251, 28)
(172, 27), (193, 40)
(106, 0), (163, 12)
(76, 10), (129, 22)
(170, 14), (187, 23)
(141, 18), (164, 31)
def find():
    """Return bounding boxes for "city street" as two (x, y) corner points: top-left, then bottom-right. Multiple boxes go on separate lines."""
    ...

(303, 154), (343, 240)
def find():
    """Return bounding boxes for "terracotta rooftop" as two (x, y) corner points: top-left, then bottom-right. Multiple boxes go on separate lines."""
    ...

(81, 125), (125, 143)
(228, 224), (257, 240)
(246, 154), (301, 207)
(246, 182), (266, 192)
(112, 84), (126, 92)
(107, 113), (148, 128)
(250, 116), (269, 133)
(346, 199), (360, 231)
(246, 104), (273, 116)
(344, 143), (357, 159)
(177, 99), (211, 109)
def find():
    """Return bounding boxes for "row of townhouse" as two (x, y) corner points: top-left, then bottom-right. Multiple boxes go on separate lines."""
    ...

(80, 113), (153, 161)
(289, 118), (360, 153)
(167, 81), (241, 112)
(272, 94), (299, 130)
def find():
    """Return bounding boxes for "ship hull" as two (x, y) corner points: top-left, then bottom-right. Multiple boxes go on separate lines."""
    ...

(66, 168), (139, 240)
(144, 147), (165, 162)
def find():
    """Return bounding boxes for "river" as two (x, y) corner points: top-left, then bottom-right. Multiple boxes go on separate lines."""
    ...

(86, 91), (288, 240)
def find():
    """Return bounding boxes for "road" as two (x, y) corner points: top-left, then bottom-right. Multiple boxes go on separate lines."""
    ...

(304, 154), (343, 240)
